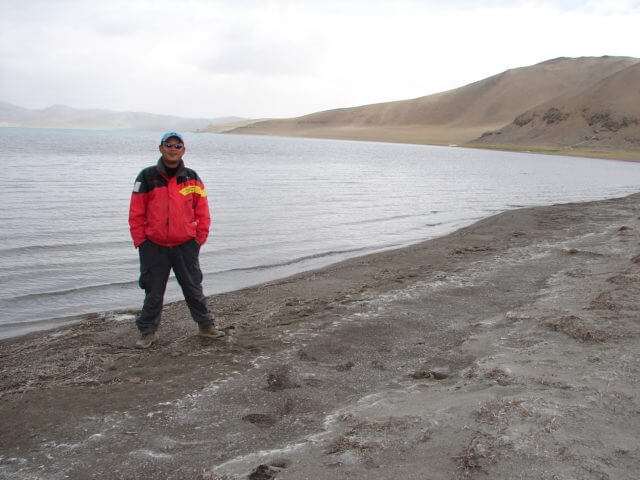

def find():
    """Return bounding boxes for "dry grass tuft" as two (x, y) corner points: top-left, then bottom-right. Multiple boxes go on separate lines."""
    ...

(485, 367), (512, 385)
(588, 292), (619, 312)
(464, 363), (478, 379)
(453, 431), (501, 474)
(541, 315), (610, 342)
(450, 246), (494, 255)
(326, 434), (381, 454)
(536, 378), (572, 390)
(326, 417), (418, 454)
(0, 336), (139, 397)
(474, 399), (530, 425)
(606, 273), (639, 285)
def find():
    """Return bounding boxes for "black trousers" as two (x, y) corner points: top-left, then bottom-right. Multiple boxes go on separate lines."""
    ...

(136, 239), (213, 333)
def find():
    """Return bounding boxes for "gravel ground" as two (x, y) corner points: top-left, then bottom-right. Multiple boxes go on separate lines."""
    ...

(1, 193), (640, 480)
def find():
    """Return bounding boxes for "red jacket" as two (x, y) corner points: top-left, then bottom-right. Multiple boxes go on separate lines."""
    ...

(129, 159), (211, 248)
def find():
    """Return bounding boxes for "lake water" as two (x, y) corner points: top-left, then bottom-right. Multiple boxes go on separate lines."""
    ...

(1, 127), (639, 339)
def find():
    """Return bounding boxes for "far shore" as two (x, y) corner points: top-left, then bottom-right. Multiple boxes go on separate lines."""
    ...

(465, 142), (640, 162)
(223, 127), (640, 162)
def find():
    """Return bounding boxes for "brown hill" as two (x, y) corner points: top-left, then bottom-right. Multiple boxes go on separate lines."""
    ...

(473, 61), (640, 151)
(229, 56), (638, 146)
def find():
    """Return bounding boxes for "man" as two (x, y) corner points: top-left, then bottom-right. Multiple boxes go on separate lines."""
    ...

(129, 131), (225, 349)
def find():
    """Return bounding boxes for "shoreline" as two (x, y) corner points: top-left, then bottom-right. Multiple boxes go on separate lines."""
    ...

(0, 235), (448, 342)
(225, 130), (640, 162)
(464, 142), (640, 162)
(2, 193), (640, 479)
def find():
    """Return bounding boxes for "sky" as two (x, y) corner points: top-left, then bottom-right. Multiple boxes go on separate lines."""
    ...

(1, 0), (639, 119)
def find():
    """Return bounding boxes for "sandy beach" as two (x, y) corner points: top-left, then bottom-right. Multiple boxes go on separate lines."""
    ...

(2, 193), (640, 479)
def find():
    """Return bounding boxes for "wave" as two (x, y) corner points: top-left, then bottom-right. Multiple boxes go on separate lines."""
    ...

(0, 257), (138, 276)
(404, 222), (444, 232)
(2, 240), (419, 307)
(222, 244), (400, 273)
(334, 212), (438, 228)
(6, 280), (138, 303)
(3, 246), (376, 303)
(0, 240), (130, 256)
(0, 313), (94, 330)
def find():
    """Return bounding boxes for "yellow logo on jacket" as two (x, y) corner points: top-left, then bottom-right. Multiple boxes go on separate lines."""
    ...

(179, 185), (207, 197)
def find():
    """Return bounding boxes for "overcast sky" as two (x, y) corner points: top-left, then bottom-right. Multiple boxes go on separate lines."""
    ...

(1, 0), (639, 119)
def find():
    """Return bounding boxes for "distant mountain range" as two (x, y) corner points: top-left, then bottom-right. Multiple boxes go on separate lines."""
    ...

(0, 102), (243, 132)
(5, 56), (639, 153)
(229, 56), (640, 152)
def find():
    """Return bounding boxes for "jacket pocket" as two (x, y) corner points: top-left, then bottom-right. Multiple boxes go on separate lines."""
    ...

(184, 221), (197, 237)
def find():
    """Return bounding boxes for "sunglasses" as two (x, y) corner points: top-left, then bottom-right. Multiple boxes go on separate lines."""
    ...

(163, 142), (184, 149)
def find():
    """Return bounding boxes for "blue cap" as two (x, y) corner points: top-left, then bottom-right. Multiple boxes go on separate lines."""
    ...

(160, 131), (184, 144)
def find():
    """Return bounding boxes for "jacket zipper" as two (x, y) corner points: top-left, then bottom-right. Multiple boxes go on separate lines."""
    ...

(165, 176), (172, 244)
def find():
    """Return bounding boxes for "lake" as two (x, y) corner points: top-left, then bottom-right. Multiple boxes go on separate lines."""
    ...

(1, 127), (639, 338)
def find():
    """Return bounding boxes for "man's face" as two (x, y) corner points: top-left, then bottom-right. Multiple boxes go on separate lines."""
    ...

(159, 136), (185, 167)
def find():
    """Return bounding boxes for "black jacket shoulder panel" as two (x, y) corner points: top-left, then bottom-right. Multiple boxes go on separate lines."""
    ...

(134, 165), (167, 193)
(177, 167), (202, 184)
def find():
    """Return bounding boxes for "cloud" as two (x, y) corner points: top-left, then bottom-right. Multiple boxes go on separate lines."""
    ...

(1, 0), (639, 118)
(197, 27), (322, 77)
(582, 0), (639, 13)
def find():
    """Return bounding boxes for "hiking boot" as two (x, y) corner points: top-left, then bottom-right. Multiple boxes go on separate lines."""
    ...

(198, 324), (226, 339)
(135, 331), (157, 349)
